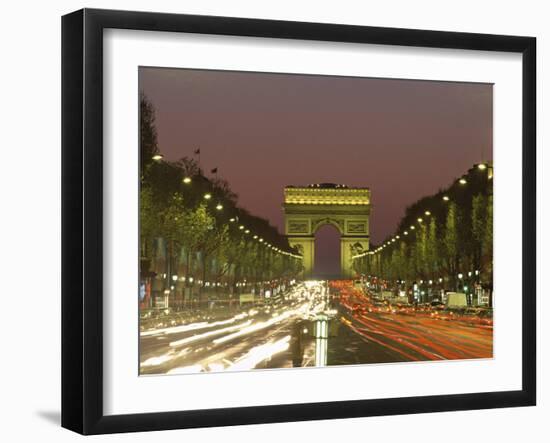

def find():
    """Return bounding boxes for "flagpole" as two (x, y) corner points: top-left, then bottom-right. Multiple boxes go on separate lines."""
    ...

(194, 147), (201, 172)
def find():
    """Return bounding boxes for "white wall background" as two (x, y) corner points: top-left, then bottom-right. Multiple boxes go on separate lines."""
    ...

(0, 1), (546, 441)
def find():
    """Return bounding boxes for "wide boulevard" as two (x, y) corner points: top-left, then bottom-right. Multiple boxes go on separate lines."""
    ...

(139, 281), (492, 375)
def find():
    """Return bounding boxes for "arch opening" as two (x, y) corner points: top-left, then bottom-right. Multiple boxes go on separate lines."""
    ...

(313, 224), (341, 279)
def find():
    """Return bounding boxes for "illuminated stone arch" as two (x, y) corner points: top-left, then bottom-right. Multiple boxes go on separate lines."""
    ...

(283, 184), (370, 278)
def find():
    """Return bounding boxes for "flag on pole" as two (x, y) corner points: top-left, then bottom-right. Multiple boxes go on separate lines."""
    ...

(211, 168), (218, 174)
(194, 148), (200, 155)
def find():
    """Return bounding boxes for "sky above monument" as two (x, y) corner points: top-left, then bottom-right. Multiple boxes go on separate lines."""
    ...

(139, 67), (492, 274)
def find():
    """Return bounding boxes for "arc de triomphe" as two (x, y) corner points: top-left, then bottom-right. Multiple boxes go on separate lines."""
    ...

(283, 184), (370, 278)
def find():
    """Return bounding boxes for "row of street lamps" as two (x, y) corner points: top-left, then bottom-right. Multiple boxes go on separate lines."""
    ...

(352, 162), (492, 260)
(151, 153), (302, 260)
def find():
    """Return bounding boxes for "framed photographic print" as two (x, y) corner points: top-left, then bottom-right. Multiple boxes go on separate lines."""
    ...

(61, 8), (536, 435)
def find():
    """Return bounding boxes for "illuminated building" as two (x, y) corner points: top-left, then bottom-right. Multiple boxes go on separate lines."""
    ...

(283, 183), (370, 278)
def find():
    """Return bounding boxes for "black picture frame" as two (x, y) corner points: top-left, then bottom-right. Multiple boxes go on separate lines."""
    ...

(61, 8), (536, 435)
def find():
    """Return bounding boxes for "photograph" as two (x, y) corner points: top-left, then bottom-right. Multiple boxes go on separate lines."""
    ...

(138, 67), (494, 376)
(0, 1), (542, 440)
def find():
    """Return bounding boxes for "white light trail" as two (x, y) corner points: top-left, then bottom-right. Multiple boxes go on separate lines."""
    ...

(141, 322), (209, 337)
(140, 348), (189, 367)
(141, 312), (251, 337)
(140, 354), (173, 367)
(169, 320), (252, 348)
(213, 304), (309, 345)
(228, 336), (291, 371)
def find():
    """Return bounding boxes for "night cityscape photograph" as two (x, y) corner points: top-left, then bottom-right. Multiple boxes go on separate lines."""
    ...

(138, 67), (494, 375)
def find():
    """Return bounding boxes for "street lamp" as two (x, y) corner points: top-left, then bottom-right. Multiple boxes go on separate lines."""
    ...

(152, 153), (163, 161)
(424, 211), (431, 216)
(204, 193), (212, 200)
(459, 178), (467, 185)
(443, 195), (450, 201)
(478, 163), (487, 170)
(216, 203), (223, 210)
(183, 176), (192, 184)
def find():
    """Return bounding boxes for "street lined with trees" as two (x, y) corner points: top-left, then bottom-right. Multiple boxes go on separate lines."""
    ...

(352, 162), (493, 306)
(139, 94), (302, 309)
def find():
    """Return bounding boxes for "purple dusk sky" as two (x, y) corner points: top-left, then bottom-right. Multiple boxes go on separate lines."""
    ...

(139, 67), (492, 274)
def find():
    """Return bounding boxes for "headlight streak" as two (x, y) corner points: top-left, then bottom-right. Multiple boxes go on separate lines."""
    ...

(140, 354), (173, 367)
(143, 283), (330, 373)
(141, 312), (250, 337)
(141, 321), (209, 337)
(169, 320), (253, 348)
(213, 305), (310, 345)
(140, 348), (189, 367)
(227, 336), (291, 371)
